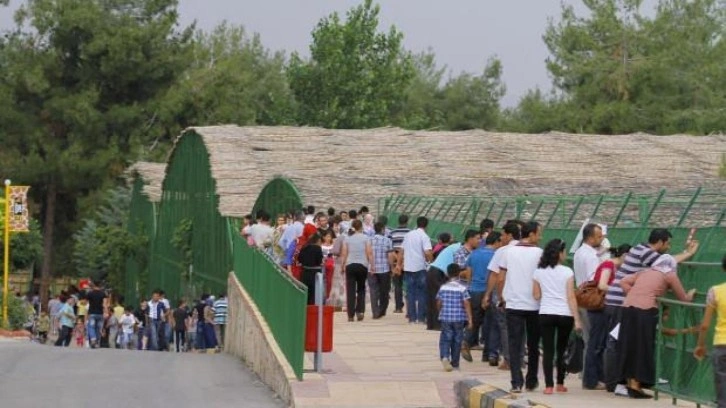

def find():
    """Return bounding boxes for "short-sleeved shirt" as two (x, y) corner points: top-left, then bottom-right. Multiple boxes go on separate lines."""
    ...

(533, 265), (574, 316)
(707, 283), (726, 345)
(605, 243), (660, 306)
(593, 260), (616, 286)
(487, 240), (519, 273)
(173, 308), (189, 329)
(436, 280), (470, 322)
(248, 223), (275, 248)
(298, 244), (323, 268)
(501, 243), (543, 311)
(345, 233), (370, 267)
(430, 243), (462, 272)
(401, 228), (432, 272)
(119, 314), (137, 334)
(453, 245), (473, 269)
(86, 290), (106, 315)
(59, 303), (75, 328)
(389, 228), (410, 249)
(466, 247), (496, 292)
(213, 299), (228, 325)
(573, 243), (600, 286)
(371, 234), (393, 273)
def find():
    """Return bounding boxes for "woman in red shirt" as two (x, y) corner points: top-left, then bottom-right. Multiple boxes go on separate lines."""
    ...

(583, 244), (631, 390)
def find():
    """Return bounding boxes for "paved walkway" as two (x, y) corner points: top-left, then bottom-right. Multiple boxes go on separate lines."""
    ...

(0, 337), (284, 408)
(292, 311), (698, 408)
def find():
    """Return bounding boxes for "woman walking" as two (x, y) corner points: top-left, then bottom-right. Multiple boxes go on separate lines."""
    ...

(618, 254), (695, 398)
(299, 234), (324, 305)
(532, 239), (582, 394)
(203, 298), (218, 352)
(340, 219), (374, 322)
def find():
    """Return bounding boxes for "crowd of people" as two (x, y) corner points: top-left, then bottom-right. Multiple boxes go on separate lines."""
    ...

(44, 283), (229, 353)
(242, 205), (724, 403)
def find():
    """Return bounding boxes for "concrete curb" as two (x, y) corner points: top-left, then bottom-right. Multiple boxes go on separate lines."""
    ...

(455, 379), (550, 408)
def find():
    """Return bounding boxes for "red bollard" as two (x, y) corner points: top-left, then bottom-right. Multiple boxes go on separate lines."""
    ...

(305, 305), (334, 352)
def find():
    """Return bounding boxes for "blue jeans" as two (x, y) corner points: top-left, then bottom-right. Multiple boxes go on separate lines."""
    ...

(148, 319), (162, 351)
(405, 270), (427, 323)
(583, 310), (609, 388)
(439, 321), (466, 367)
(86, 314), (104, 344)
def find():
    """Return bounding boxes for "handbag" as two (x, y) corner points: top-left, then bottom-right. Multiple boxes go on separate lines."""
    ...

(575, 280), (605, 310)
(564, 333), (584, 374)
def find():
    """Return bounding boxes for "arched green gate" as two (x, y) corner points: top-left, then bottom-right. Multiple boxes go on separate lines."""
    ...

(150, 132), (231, 302)
(251, 176), (304, 219)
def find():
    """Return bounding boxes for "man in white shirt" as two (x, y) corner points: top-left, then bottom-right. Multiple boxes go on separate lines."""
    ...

(573, 224), (603, 286)
(572, 223), (603, 366)
(248, 211), (275, 249)
(398, 216), (433, 324)
(498, 221), (543, 393)
(484, 221), (521, 370)
(278, 211), (304, 252)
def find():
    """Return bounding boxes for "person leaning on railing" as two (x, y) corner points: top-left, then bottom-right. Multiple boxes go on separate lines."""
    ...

(694, 253), (726, 408)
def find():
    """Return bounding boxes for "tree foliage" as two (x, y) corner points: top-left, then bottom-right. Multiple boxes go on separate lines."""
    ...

(510, 0), (726, 134)
(288, 0), (415, 128)
(0, 0), (193, 301)
(72, 184), (145, 290)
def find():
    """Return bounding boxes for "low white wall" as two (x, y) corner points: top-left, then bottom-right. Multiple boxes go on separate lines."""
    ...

(226, 272), (298, 406)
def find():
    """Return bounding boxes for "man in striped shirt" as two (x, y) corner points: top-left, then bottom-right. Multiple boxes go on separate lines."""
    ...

(602, 228), (699, 392)
(389, 214), (411, 313)
(214, 293), (228, 349)
(369, 222), (394, 319)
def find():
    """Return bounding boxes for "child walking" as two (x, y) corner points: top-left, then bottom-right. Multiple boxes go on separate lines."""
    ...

(694, 254), (726, 407)
(118, 306), (139, 350)
(436, 263), (473, 371)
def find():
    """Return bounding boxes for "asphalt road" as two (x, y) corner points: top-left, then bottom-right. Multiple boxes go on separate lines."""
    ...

(0, 338), (285, 408)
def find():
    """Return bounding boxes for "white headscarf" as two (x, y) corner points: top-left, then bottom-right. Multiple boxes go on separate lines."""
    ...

(652, 254), (677, 274)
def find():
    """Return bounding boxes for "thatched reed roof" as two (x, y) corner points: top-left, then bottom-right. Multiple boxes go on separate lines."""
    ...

(127, 161), (166, 203)
(176, 126), (726, 217)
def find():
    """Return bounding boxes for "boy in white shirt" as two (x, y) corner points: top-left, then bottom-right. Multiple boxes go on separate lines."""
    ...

(118, 306), (139, 350)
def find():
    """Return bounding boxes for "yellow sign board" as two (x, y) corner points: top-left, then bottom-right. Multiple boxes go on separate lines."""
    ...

(8, 186), (29, 232)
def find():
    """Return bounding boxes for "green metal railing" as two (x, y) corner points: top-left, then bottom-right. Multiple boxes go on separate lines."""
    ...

(252, 176), (304, 219)
(656, 297), (716, 407)
(125, 175), (157, 306)
(381, 189), (725, 407)
(232, 226), (307, 380)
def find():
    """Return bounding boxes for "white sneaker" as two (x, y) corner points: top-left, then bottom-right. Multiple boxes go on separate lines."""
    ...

(614, 384), (629, 397)
(441, 358), (453, 372)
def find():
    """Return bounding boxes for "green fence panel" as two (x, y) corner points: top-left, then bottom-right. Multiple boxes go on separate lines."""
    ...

(124, 176), (157, 306)
(232, 229), (307, 380)
(656, 298), (716, 407)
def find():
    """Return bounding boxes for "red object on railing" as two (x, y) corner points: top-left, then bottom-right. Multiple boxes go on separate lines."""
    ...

(304, 305), (334, 352)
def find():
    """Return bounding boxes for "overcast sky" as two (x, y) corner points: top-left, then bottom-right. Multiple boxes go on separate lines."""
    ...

(0, 1), (655, 106)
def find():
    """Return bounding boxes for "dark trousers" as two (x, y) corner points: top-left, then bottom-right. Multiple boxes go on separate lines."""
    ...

(425, 267), (446, 329)
(540, 314), (574, 388)
(392, 273), (404, 311)
(506, 309), (541, 389)
(345, 263), (368, 318)
(368, 272), (391, 318)
(302, 267), (322, 305)
(465, 291), (485, 348)
(583, 310), (609, 388)
(55, 325), (72, 347)
(713, 346), (726, 408)
(603, 305), (623, 391)
(483, 301), (501, 360)
(175, 329), (186, 352)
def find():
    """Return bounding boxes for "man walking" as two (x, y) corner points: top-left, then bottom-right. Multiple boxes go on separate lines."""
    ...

(85, 282), (107, 349)
(498, 221), (543, 393)
(399, 216), (433, 324)
(389, 215), (411, 314)
(147, 289), (167, 351)
(369, 222), (393, 319)
(54, 296), (76, 347)
(214, 293), (228, 349)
